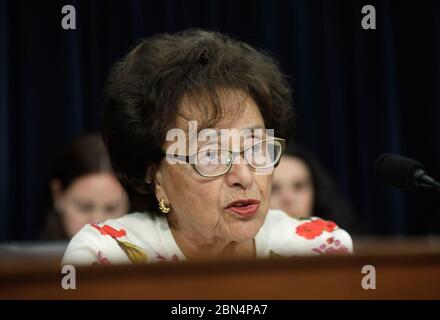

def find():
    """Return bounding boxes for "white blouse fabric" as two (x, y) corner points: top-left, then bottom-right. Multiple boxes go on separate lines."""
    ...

(62, 209), (353, 266)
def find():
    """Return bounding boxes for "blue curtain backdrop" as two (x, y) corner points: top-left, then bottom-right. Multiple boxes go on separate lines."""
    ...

(1, 0), (440, 241)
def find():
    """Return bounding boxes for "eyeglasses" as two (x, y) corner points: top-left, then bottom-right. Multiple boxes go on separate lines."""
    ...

(163, 137), (286, 178)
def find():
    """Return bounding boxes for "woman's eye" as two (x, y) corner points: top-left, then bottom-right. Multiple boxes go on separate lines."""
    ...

(75, 202), (94, 213)
(271, 184), (280, 194)
(105, 205), (119, 214)
(208, 150), (218, 158)
(292, 181), (309, 191)
(253, 144), (262, 152)
(200, 149), (219, 161)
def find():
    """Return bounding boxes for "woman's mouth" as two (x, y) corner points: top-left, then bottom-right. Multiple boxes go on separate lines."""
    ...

(225, 199), (260, 218)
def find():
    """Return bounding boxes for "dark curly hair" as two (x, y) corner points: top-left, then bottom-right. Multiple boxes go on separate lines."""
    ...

(102, 29), (294, 213)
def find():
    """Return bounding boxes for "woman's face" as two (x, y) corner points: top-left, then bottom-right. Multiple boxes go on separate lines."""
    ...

(155, 93), (273, 245)
(53, 173), (129, 237)
(270, 155), (314, 219)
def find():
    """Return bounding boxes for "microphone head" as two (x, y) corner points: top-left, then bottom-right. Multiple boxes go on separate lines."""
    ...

(374, 153), (425, 189)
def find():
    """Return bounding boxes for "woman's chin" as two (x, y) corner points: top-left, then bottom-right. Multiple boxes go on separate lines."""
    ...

(224, 215), (264, 243)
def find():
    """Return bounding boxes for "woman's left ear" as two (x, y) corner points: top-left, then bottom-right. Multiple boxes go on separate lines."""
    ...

(153, 167), (169, 203)
(144, 163), (157, 185)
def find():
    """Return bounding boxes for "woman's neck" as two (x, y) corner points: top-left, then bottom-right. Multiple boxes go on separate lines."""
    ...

(169, 222), (255, 262)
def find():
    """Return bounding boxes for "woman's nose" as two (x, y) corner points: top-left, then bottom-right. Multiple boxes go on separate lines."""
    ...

(90, 210), (107, 224)
(281, 191), (295, 206)
(225, 156), (254, 189)
(281, 196), (294, 207)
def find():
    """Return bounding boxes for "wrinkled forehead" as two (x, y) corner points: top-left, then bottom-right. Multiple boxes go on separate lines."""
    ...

(162, 89), (273, 155)
(174, 89), (267, 139)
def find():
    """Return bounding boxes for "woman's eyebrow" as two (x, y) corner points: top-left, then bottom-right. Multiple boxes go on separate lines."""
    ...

(216, 125), (266, 135)
(179, 121), (266, 145)
(240, 125), (266, 138)
(243, 125), (266, 130)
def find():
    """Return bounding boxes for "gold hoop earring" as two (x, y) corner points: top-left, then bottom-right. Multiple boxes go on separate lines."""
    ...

(158, 198), (171, 214)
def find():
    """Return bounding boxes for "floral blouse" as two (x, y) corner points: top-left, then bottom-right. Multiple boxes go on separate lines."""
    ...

(62, 209), (353, 266)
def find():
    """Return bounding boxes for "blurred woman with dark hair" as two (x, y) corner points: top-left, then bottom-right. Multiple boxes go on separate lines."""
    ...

(271, 145), (355, 231)
(41, 133), (129, 240)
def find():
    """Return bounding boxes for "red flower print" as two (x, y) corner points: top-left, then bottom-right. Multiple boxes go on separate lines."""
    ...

(324, 246), (349, 255)
(96, 251), (111, 265)
(156, 252), (180, 263)
(313, 219), (337, 232)
(296, 219), (339, 240)
(296, 221), (324, 239)
(156, 252), (166, 261)
(312, 237), (349, 255)
(91, 224), (126, 238)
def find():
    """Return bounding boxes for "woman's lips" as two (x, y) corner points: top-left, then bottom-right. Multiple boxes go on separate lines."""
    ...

(225, 199), (260, 218)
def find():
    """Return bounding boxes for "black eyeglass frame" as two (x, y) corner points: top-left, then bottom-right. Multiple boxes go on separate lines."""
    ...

(163, 137), (286, 178)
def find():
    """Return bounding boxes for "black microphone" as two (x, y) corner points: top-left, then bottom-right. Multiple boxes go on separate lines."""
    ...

(374, 153), (440, 191)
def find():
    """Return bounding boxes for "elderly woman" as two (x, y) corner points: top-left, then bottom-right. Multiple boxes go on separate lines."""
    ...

(62, 30), (352, 265)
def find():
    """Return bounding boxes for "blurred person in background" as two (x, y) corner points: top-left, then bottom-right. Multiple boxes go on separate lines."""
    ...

(271, 145), (356, 232)
(40, 133), (129, 240)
